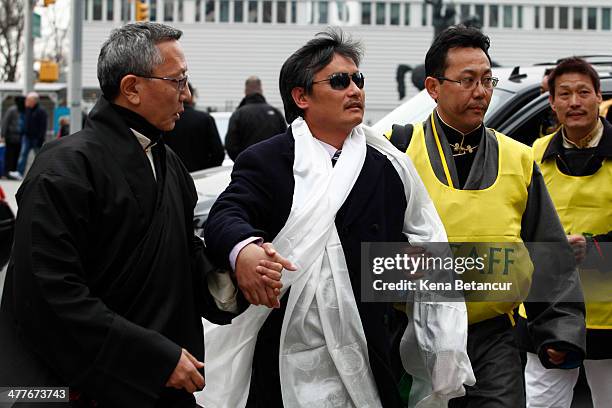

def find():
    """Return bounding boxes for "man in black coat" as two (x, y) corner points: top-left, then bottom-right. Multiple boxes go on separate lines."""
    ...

(203, 29), (447, 408)
(1, 96), (24, 177)
(0, 22), (242, 407)
(165, 83), (225, 171)
(225, 76), (286, 160)
(13, 92), (48, 178)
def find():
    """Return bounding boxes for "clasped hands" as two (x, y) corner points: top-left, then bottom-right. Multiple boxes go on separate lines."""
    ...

(235, 242), (297, 308)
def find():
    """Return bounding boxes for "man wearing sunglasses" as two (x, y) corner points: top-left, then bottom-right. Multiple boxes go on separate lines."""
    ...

(0, 22), (255, 407)
(387, 25), (586, 407)
(201, 28), (452, 407)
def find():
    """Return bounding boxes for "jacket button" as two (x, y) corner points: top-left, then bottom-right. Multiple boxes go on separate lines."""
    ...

(370, 224), (379, 233)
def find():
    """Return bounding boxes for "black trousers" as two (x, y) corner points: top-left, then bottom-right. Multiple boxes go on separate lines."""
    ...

(4, 141), (21, 175)
(449, 314), (525, 408)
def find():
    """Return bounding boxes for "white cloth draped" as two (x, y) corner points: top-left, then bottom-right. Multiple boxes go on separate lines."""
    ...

(197, 119), (474, 408)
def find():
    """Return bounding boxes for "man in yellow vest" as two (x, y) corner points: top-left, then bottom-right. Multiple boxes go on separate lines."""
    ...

(387, 26), (586, 407)
(523, 57), (612, 407)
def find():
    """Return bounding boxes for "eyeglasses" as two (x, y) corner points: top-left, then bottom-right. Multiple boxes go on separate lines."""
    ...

(138, 74), (189, 91)
(313, 72), (365, 90)
(436, 76), (499, 90)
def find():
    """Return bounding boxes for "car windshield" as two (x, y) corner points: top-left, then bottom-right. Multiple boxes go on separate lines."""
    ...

(372, 86), (515, 133)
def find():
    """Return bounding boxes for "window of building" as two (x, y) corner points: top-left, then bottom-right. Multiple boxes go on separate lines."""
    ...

(404, 2), (410, 25)
(262, 0), (272, 22)
(291, 1), (297, 23)
(475, 4), (484, 27)
(150, 0), (157, 21)
(319, 1), (328, 23)
(218, 0), (228, 22)
(93, 0), (102, 20)
(503, 5), (512, 28)
(362, 2), (371, 24)
(603, 8), (611, 30)
(559, 6), (568, 29)
(178, 0), (184, 21)
(84, 0), (90, 20)
(389, 2), (399, 25)
(278, 1), (287, 23)
(376, 2), (385, 25)
(489, 4), (498, 27)
(544, 6), (554, 29)
(195, 0), (201, 21)
(573, 7), (582, 29)
(534, 6), (540, 29)
(587, 7), (596, 30)
(421, 2), (428, 26)
(165, 0), (175, 21)
(460, 4), (470, 21)
(233, 1), (243, 22)
(248, 0), (258, 22)
(517, 5), (522, 28)
(205, 0), (214, 22)
(106, 0), (113, 21)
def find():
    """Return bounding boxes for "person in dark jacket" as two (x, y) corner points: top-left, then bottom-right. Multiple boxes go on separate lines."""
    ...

(1, 96), (25, 178)
(225, 76), (286, 160)
(0, 22), (254, 407)
(12, 92), (48, 179)
(164, 83), (224, 171)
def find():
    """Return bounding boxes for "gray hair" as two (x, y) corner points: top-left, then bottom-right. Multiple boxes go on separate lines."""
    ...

(97, 22), (182, 99)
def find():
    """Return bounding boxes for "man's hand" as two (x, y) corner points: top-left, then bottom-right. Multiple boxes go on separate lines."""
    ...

(235, 242), (296, 308)
(546, 348), (568, 365)
(568, 234), (587, 264)
(166, 349), (205, 393)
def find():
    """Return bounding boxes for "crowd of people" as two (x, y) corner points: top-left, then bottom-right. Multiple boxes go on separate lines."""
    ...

(0, 20), (610, 408)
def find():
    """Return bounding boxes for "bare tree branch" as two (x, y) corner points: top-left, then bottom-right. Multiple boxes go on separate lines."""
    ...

(0, 0), (24, 81)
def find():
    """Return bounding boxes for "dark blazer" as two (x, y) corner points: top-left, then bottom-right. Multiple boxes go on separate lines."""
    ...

(164, 105), (225, 172)
(205, 128), (409, 408)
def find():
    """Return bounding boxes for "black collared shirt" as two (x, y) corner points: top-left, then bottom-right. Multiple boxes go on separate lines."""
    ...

(540, 117), (612, 177)
(437, 114), (484, 189)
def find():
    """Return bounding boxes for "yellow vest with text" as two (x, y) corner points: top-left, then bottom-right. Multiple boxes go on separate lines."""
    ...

(405, 123), (534, 325)
(533, 134), (612, 329)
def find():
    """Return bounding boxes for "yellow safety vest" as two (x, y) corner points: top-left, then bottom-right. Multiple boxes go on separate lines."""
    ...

(531, 134), (612, 329)
(405, 116), (534, 325)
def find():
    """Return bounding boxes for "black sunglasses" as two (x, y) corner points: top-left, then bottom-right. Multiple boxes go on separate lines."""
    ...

(313, 72), (365, 90)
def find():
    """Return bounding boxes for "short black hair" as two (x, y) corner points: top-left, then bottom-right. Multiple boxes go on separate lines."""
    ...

(425, 25), (491, 78)
(548, 57), (600, 99)
(279, 27), (363, 123)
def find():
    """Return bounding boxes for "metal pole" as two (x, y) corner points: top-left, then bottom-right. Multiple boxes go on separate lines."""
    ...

(68, 0), (83, 133)
(23, 0), (34, 93)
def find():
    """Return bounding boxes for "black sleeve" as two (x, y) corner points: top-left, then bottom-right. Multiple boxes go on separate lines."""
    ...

(224, 111), (242, 161)
(204, 114), (225, 168)
(203, 146), (274, 269)
(521, 163), (586, 368)
(10, 171), (180, 404)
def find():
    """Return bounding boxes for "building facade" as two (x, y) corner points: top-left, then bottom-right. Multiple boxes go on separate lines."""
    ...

(83, 0), (612, 123)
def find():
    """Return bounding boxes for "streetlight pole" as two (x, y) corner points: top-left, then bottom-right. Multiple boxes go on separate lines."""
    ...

(23, 0), (34, 93)
(68, 0), (83, 132)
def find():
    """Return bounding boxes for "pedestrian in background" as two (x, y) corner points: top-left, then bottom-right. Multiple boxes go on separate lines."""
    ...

(1, 96), (25, 178)
(11, 92), (48, 179)
(164, 82), (225, 171)
(225, 75), (286, 160)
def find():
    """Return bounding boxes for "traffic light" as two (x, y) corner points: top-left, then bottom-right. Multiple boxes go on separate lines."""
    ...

(39, 60), (59, 82)
(136, 1), (149, 21)
(43, 0), (56, 6)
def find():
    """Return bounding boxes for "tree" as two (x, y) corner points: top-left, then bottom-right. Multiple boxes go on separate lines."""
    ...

(0, 0), (25, 82)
